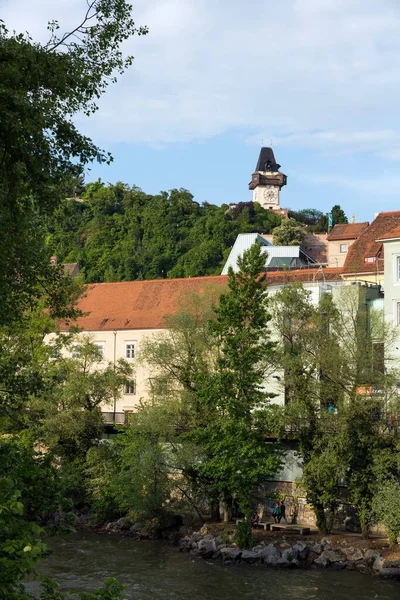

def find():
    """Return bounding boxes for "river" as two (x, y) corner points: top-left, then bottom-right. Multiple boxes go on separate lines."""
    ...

(26, 531), (399, 599)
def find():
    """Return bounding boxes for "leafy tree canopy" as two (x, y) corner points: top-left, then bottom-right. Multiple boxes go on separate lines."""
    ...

(0, 1), (147, 324)
(331, 204), (348, 225)
(272, 217), (304, 246)
(45, 186), (282, 281)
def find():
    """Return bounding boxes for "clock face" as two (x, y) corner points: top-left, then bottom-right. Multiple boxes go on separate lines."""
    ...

(263, 187), (278, 204)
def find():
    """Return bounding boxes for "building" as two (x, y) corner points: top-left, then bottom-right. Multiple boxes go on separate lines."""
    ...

(56, 269), (383, 424)
(221, 233), (316, 274)
(378, 224), (400, 336)
(327, 222), (369, 268)
(249, 147), (287, 214)
(342, 212), (400, 285)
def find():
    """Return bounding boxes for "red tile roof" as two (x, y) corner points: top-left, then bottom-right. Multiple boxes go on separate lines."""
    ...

(61, 268), (343, 332)
(377, 225), (400, 241)
(327, 222), (369, 241)
(343, 212), (400, 274)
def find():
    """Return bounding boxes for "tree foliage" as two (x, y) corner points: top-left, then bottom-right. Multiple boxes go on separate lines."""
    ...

(331, 204), (348, 225)
(272, 218), (304, 246)
(271, 283), (400, 536)
(0, 1), (146, 324)
(45, 186), (282, 281)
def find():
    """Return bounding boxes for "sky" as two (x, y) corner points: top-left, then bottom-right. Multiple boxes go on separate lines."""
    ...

(3, 0), (400, 221)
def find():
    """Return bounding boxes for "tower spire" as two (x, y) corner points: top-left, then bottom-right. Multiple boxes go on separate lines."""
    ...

(249, 147), (287, 211)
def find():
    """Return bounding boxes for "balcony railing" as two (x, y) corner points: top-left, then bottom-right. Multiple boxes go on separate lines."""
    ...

(102, 412), (126, 425)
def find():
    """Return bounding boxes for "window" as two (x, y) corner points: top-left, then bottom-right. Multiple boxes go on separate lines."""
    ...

(125, 342), (135, 359)
(395, 255), (400, 282)
(397, 302), (400, 326)
(94, 342), (105, 358)
(364, 256), (376, 264)
(340, 244), (348, 253)
(124, 381), (136, 395)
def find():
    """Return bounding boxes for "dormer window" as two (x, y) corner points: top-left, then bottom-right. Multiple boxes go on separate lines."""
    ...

(364, 256), (376, 264)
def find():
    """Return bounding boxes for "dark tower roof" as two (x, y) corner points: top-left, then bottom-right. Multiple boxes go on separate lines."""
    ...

(255, 147), (281, 172)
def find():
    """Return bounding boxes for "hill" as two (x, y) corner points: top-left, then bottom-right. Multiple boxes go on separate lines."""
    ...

(45, 181), (282, 282)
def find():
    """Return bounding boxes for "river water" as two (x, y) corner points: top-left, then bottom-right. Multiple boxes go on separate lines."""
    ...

(27, 531), (399, 600)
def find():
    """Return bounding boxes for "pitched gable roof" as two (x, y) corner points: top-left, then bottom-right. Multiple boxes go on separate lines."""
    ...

(61, 276), (228, 332)
(61, 267), (343, 333)
(343, 212), (400, 274)
(377, 225), (400, 242)
(327, 222), (369, 241)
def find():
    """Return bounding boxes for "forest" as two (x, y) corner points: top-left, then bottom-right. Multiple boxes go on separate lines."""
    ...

(45, 180), (348, 283)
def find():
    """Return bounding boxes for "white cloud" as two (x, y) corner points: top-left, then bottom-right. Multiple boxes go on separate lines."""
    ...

(4, 0), (400, 157)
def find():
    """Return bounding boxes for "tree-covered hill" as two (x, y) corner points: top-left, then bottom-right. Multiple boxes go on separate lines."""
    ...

(45, 181), (282, 282)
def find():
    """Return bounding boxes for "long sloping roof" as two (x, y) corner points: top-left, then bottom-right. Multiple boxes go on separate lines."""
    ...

(327, 222), (369, 241)
(61, 268), (343, 332)
(343, 212), (400, 274)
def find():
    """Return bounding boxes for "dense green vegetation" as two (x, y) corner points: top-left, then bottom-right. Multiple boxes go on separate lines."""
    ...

(0, 0), (146, 597)
(45, 184), (282, 281)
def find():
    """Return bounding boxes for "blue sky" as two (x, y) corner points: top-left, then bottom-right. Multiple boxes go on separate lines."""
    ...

(4, 0), (400, 221)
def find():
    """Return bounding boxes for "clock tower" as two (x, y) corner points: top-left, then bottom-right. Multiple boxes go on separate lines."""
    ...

(249, 147), (287, 211)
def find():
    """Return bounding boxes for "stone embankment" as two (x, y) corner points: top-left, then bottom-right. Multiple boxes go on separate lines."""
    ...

(176, 525), (400, 581)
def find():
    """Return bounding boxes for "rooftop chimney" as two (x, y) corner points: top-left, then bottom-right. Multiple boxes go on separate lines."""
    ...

(50, 256), (58, 265)
(351, 214), (355, 224)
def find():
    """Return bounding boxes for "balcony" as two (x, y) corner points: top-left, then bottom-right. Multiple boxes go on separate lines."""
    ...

(102, 412), (126, 425)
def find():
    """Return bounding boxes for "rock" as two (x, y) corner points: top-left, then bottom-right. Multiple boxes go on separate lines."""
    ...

(355, 563), (370, 574)
(320, 549), (344, 564)
(293, 541), (309, 560)
(199, 524), (208, 536)
(212, 551), (221, 560)
(311, 543), (323, 555)
(364, 549), (380, 565)
(291, 558), (300, 568)
(260, 545), (280, 566)
(252, 544), (264, 553)
(281, 548), (297, 562)
(379, 568), (400, 580)
(331, 562), (346, 571)
(241, 551), (261, 564)
(220, 547), (242, 562)
(113, 517), (132, 531)
(198, 538), (217, 556)
(191, 532), (201, 541)
(276, 557), (291, 568)
(314, 555), (329, 568)
(383, 559), (400, 569)
(343, 547), (363, 562)
(372, 556), (385, 571)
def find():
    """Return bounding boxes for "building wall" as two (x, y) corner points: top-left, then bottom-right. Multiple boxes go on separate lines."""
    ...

(342, 271), (384, 286)
(53, 281), (381, 420)
(382, 239), (400, 363)
(327, 238), (357, 268)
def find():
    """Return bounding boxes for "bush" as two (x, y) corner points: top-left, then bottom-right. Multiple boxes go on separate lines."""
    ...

(234, 519), (254, 549)
(372, 480), (400, 545)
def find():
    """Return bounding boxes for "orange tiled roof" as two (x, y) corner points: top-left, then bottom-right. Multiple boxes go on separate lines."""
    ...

(343, 212), (400, 274)
(377, 225), (400, 241)
(61, 268), (343, 332)
(327, 222), (369, 241)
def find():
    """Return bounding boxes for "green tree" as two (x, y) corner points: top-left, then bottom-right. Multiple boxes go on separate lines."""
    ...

(0, 1), (147, 324)
(372, 479), (400, 545)
(272, 283), (400, 535)
(190, 243), (280, 538)
(272, 218), (304, 246)
(331, 204), (348, 225)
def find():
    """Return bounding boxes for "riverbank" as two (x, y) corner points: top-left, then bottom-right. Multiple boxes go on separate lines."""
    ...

(97, 518), (400, 581)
